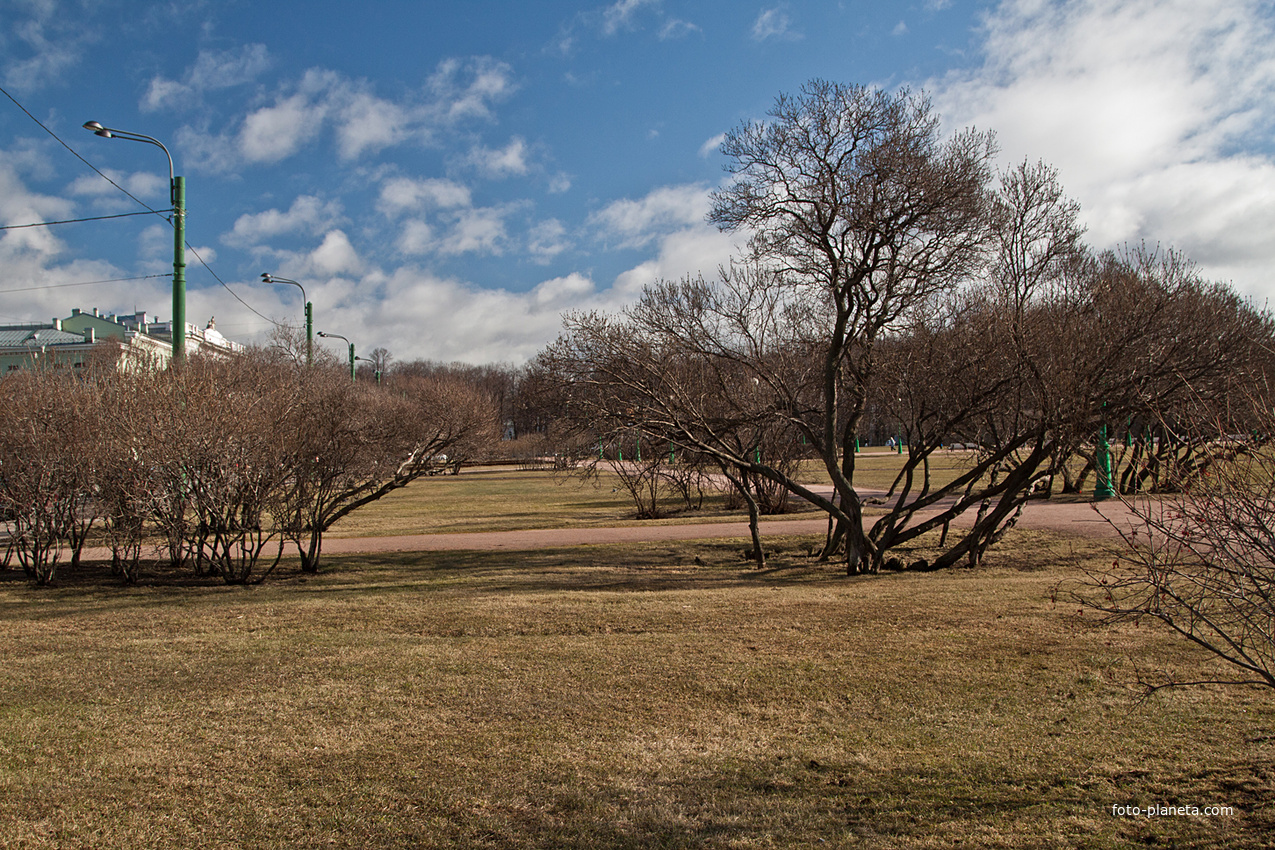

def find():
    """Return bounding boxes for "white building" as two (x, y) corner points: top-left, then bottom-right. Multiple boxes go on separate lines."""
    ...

(0, 308), (244, 374)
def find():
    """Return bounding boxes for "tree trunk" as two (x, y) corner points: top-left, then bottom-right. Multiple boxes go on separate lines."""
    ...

(741, 475), (765, 569)
(299, 528), (323, 574)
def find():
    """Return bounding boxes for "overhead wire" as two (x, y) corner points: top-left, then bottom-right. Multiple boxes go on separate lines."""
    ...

(0, 274), (171, 295)
(0, 84), (166, 217)
(0, 210), (165, 230)
(184, 243), (279, 326)
(1, 83), (282, 329)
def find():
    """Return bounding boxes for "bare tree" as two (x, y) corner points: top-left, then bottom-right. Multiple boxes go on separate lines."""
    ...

(706, 79), (997, 572)
(367, 346), (392, 374)
(169, 354), (298, 584)
(540, 302), (829, 566)
(274, 370), (500, 574)
(0, 367), (99, 584)
(93, 348), (169, 583)
(1076, 384), (1275, 693)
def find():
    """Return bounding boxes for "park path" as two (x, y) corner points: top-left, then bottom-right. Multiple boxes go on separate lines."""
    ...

(57, 487), (1139, 563)
(314, 490), (1138, 556)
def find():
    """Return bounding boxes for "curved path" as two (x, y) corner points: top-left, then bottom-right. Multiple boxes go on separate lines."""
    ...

(54, 490), (1140, 563)
(316, 492), (1139, 556)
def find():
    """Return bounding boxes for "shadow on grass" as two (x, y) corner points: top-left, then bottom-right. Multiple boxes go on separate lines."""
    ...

(316, 537), (856, 597)
(373, 751), (1274, 848)
(0, 527), (1085, 612)
(0, 535), (861, 611)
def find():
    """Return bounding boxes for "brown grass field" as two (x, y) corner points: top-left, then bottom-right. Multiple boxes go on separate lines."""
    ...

(324, 450), (961, 539)
(2, 462), (1274, 848)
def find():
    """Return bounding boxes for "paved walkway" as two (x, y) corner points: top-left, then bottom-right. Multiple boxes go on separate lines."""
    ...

(51, 489), (1141, 563)
(314, 491), (1139, 556)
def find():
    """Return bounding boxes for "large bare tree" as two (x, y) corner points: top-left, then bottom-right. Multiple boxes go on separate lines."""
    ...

(705, 79), (998, 571)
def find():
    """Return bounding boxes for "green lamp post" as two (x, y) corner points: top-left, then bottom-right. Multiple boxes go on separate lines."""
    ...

(261, 273), (312, 365)
(355, 356), (381, 385)
(1094, 419), (1115, 501)
(317, 331), (355, 382)
(83, 121), (186, 363)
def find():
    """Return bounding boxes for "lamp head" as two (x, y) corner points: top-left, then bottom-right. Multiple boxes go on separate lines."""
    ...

(82, 121), (112, 138)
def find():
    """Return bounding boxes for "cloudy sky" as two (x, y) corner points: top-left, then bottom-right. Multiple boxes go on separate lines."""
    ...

(3, 0), (1274, 364)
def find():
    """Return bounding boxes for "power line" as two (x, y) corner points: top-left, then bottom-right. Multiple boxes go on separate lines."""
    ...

(184, 243), (282, 328)
(0, 210), (165, 230)
(0, 84), (167, 217)
(0, 274), (171, 295)
(1, 84), (281, 331)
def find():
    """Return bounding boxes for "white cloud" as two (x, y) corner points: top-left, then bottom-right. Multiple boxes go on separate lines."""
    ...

(291, 265), (600, 364)
(602, 0), (661, 35)
(189, 214), (737, 365)
(239, 90), (324, 164)
(590, 183), (713, 249)
(305, 230), (362, 277)
(67, 169), (167, 204)
(189, 43), (272, 90)
(1, 5), (92, 91)
(533, 272), (595, 306)
(0, 158), (72, 261)
(551, 1), (694, 58)
(397, 219), (436, 255)
(659, 18), (701, 39)
(209, 187), (738, 363)
(609, 226), (738, 300)
(548, 172), (573, 194)
(396, 205), (514, 257)
(528, 218), (571, 263)
(233, 69), (408, 164)
(178, 57), (517, 172)
(699, 133), (726, 158)
(142, 44), (271, 111)
(377, 176), (473, 217)
(333, 90), (412, 159)
(224, 195), (343, 247)
(429, 56), (517, 123)
(893, 21), (909, 36)
(751, 8), (801, 42)
(142, 78), (190, 114)
(464, 137), (531, 178)
(137, 222), (176, 274)
(437, 206), (511, 256)
(929, 0), (1275, 297)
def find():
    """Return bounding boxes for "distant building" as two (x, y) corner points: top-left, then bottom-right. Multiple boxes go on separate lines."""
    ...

(0, 308), (244, 374)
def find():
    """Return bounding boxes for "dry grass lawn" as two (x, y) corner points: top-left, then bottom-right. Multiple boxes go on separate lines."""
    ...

(326, 466), (794, 539)
(2, 529), (1273, 848)
(324, 451), (964, 540)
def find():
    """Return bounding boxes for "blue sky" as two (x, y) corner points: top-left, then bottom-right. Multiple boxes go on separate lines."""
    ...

(3, 0), (1275, 364)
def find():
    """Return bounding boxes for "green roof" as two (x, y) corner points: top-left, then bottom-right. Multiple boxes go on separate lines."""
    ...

(0, 328), (91, 348)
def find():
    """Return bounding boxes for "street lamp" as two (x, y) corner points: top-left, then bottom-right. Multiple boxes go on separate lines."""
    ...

(1094, 423), (1115, 501)
(261, 273), (313, 365)
(355, 356), (382, 385)
(83, 121), (186, 363)
(317, 331), (355, 382)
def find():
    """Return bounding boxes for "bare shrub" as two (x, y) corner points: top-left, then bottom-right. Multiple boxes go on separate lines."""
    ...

(1076, 389), (1275, 693)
